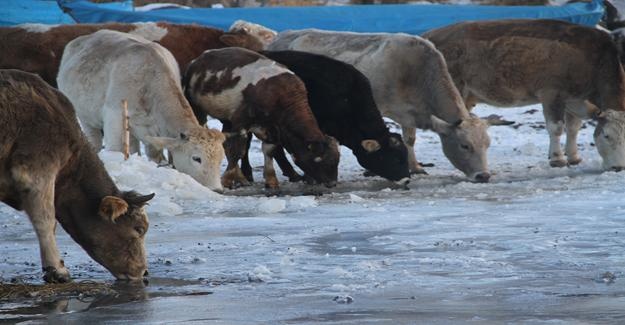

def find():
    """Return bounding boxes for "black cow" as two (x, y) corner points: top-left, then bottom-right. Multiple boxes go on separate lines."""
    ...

(251, 50), (410, 184)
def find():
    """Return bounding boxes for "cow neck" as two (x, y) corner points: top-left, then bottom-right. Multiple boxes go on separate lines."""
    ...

(352, 85), (391, 142)
(424, 71), (470, 126)
(145, 78), (200, 136)
(55, 141), (118, 226)
(277, 92), (325, 148)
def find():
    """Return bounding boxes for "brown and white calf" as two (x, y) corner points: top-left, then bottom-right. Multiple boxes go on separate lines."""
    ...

(0, 21), (266, 87)
(58, 30), (225, 192)
(0, 69), (154, 283)
(424, 19), (625, 170)
(183, 47), (340, 189)
(269, 29), (496, 182)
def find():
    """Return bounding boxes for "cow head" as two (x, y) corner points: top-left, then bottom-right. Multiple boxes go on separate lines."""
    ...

(594, 109), (625, 171)
(431, 115), (492, 183)
(292, 135), (340, 187)
(611, 28), (625, 68)
(356, 133), (410, 184)
(71, 191), (154, 281)
(147, 128), (225, 193)
(226, 20), (277, 50)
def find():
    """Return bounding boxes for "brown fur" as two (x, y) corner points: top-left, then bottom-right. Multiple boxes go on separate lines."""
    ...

(424, 19), (625, 167)
(0, 22), (262, 87)
(183, 48), (339, 188)
(423, 19), (625, 111)
(0, 69), (153, 282)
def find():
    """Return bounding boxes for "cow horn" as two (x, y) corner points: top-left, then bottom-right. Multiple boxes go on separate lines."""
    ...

(125, 192), (156, 206)
(361, 139), (381, 153)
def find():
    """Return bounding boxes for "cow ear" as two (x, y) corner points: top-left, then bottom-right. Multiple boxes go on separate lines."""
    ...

(361, 139), (381, 153)
(593, 110), (607, 121)
(99, 196), (129, 223)
(430, 115), (453, 136)
(145, 136), (182, 151)
(220, 33), (244, 47)
(482, 114), (515, 126)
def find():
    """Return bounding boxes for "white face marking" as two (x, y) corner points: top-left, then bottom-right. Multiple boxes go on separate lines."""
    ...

(191, 58), (292, 121)
(229, 20), (277, 48)
(18, 23), (57, 33)
(129, 22), (168, 41)
(594, 110), (625, 170)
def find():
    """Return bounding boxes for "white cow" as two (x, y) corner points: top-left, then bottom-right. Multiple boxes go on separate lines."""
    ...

(58, 30), (225, 192)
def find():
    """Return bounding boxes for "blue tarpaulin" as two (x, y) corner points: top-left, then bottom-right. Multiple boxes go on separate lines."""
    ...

(2, 0), (75, 25)
(1, 0), (133, 26)
(57, 0), (605, 35)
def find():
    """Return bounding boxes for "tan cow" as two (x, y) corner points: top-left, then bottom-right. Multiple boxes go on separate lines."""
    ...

(0, 21), (266, 87)
(58, 30), (226, 192)
(0, 69), (154, 283)
(424, 19), (625, 170)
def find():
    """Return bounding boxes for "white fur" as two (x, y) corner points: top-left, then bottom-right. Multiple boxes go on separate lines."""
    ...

(130, 22), (168, 42)
(229, 20), (277, 48)
(18, 23), (57, 33)
(190, 57), (292, 121)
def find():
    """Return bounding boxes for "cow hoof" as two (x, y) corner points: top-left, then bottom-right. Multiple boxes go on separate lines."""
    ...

(264, 182), (280, 190)
(549, 159), (567, 168)
(410, 169), (428, 176)
(286, 173), (303, 182)
(43, 266), (71, 284)
(363, 170), (377, 177)
(568, 157), (582, 166)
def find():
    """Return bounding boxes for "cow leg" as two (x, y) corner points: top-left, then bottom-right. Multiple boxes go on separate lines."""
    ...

(273, 145), (303, 182)
(542, 97), (567, 167)
(240, 133), (254, 182)
(565, 111), (583, 165)
(102, 106), (125, 152)
(83, 125), (103, 151)
(402, 126), (427, 175)
(14, 170), (70, 283)
(129, 134), (141, 156)
(222, 133), (250, 189)
(262, 142), (280, 189)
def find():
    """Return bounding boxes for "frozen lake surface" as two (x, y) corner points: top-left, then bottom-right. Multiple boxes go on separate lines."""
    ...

(2, 104), (625, 324)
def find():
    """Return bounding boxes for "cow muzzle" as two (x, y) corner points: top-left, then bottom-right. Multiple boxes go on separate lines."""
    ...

(472, 172), (491, 183)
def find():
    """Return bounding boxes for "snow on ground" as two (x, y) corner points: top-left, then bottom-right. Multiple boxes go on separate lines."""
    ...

(2, 104), (625, 324)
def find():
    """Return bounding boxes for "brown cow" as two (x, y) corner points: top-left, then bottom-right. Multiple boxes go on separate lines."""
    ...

(183, 48), (340, 189)
(0, 22), (265, 87)
(424, 19), (625, 170)
(0, 69), (154, 283)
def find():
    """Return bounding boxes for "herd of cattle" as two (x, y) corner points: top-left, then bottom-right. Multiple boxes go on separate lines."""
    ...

(1, 17), (625, 283)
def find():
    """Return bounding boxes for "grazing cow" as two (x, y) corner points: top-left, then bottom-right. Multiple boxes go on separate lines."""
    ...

(0, 21), (265, 87)
(0, 69), (155, 283)
(269, 29), (495, 182)
(260, 50), (410, 185)
(183, 47), (340, 189)
(58, 30), (225, 192)
(424, 19), (625, 170)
